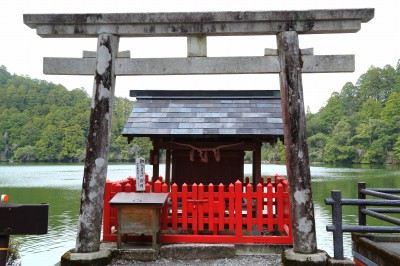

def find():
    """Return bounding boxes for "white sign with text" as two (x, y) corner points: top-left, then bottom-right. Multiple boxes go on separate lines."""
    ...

(136, 158), (146, 191)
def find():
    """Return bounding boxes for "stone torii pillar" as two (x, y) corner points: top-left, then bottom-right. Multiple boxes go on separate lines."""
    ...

(76, 33), (119, 253)
(23, 9), (374, 263)
(277, 31), (316, 254)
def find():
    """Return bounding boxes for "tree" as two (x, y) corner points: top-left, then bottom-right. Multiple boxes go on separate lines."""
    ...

(266, 139), (285, 162)
(59, 125), (86, 162)
(324, 120), (355, 163)
(381, 91), (400, 124)
(353, 119), (392, 163)
(394, 136), (400, 161)
(358, 98), (382, 121)
(13, 145), (36, 162)
(316, 92), (346, 133)
(307, 133), (327, 162)
(363, 136), (392, 164)
(339, 82), (361, 114)
(35, 125), (63, 161)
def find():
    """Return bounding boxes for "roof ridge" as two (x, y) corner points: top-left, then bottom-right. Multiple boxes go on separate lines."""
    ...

(130, 90), (280, 99)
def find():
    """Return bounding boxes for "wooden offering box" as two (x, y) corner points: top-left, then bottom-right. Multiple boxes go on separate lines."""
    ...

(109, 192), (169, 249)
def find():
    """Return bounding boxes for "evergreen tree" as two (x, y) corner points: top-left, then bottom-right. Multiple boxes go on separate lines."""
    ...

(0, 66), (151, 162)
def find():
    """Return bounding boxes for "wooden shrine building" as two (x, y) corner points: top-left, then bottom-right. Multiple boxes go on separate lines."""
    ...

(122, 90), (283, 188)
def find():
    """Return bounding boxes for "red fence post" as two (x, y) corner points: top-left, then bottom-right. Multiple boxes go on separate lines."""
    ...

(132, 178), (137, 192)
(112, 183), (122, 233)
(182, 183), (188, 231)
(208, 183), (214, 232)
(124, 183), (131, 192)
(277, 183), (284, 232)
(282, 179), (292, 237)
(127, 176), (134, 186)
(218, 183), (225, 232)
(171, 183), (178, 231)
(145, 183), (151, 192)
(192, 183), (198, 235)
(246, 183), (253, 232)
(256, 183), (263, 232)
(161, 183), (169, 230)
(267, 183), (274, 232)
(198, 183), (204, 231)
(154, 180), (162, 193)
(229, 183), (235, 231)
(235, 180), (243, 237)
(102, 180), (112, 241)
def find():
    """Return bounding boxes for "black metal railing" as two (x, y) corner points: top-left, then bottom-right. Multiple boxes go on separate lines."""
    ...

(325, 182), (400, 260)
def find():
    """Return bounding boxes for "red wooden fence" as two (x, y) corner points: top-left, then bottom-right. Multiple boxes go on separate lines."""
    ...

(103, 175), (292, 245)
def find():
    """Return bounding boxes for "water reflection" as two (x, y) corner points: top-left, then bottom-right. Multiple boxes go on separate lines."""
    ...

(0, 163), (399, 265)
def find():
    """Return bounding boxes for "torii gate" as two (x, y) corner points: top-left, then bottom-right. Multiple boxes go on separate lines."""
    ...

(24, 9), (373, 257)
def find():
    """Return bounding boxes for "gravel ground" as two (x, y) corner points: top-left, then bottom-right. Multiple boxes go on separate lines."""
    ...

(109, 255), (282, 265)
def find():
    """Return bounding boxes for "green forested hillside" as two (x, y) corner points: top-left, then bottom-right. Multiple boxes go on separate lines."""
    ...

(0, 65), (151, 162)
(260, 60), (400, 165)
(306, 60), (400, 164)
(2, 60), (400, 165)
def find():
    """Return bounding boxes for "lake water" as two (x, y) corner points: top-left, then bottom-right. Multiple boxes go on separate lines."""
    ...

(0, 163), (399, 265)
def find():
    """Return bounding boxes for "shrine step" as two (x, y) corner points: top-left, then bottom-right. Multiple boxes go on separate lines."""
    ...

(99, 242), (157, 262)
(160, 243), (235, 260)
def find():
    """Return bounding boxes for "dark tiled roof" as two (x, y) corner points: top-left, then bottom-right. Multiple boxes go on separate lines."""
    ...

(122, 90), (283, 137)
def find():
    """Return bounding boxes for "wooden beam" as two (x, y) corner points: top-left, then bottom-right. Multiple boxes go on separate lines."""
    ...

(156, 141), (260, 151)
(152, 147), (160, 183)
(43, 54), (354, 75)
(252, 141), (262, 189)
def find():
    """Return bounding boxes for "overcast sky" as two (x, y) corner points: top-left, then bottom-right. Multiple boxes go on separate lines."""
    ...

(1, 0), (399, 112)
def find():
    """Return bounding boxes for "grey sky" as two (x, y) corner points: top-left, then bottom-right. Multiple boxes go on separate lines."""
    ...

(1, 0), (399, 112)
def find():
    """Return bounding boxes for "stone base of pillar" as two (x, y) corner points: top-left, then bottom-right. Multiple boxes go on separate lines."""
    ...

(59, 248), (111, 266)
(282, 248), (328, 266)
(327, 257), (355, 266)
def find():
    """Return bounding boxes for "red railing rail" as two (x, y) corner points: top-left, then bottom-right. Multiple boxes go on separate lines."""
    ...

(102, 174), (292, 245)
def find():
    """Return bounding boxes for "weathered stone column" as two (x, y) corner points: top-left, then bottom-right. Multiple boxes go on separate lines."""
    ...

(76, 33), (119, 253)
(277, 31), (317, 254)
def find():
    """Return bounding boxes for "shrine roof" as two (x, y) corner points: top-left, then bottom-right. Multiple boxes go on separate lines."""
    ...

(122, 90), (283, 139)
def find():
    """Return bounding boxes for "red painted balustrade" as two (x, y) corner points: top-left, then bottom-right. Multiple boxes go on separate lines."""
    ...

(103, 174), (292, 245)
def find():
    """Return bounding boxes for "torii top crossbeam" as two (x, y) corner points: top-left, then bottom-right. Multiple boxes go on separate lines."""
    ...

(23, 9), (374, 259)
(24, 9), (373, 37)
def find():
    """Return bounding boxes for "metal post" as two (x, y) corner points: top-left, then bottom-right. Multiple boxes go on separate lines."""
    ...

(331, 190), (344, 260)
(0, 234), (9, 266)
(358, 182), (366, 226)
(277, 31), (317, 254)
(76, 33), (119, 253)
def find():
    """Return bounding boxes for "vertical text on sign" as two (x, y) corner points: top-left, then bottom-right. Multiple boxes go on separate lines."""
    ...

(136, 158), (146, 191)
